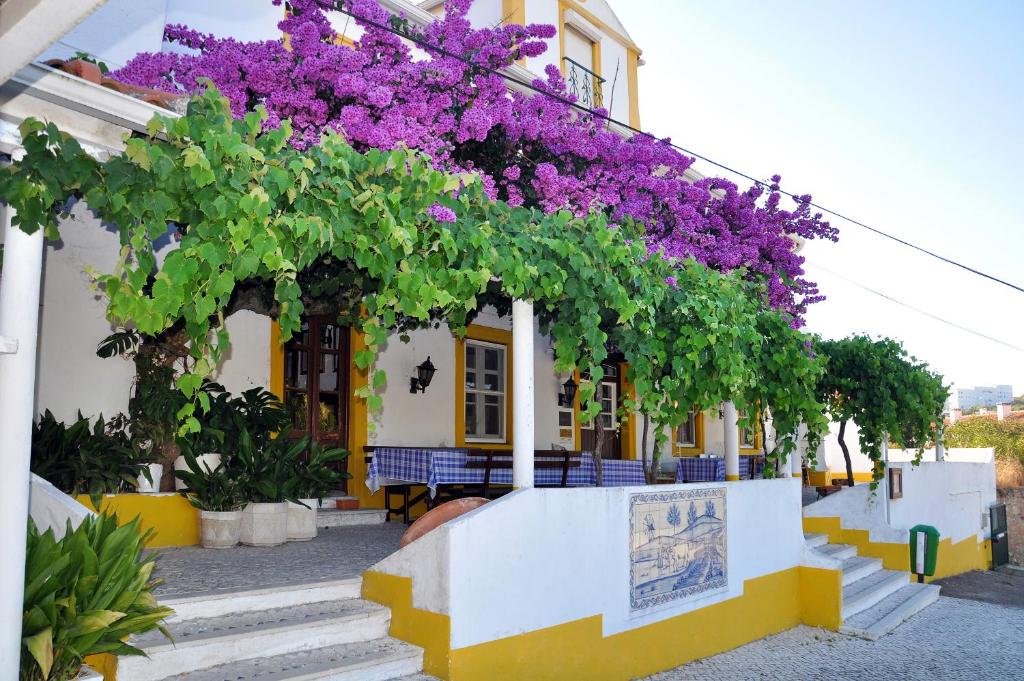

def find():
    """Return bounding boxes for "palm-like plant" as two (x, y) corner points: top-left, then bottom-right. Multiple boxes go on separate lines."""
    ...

(173, 452), (245, 512)
(284, 441), (352, 502)
(20, 514), (173, 681)
(231, 429), (306, 503)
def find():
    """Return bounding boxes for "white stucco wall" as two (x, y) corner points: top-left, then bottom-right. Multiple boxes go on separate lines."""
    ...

(821, 420), (874, 474)
(375, 479), (808, 648)
(212, 310), (272, 395)
(803, 459), (996, 546)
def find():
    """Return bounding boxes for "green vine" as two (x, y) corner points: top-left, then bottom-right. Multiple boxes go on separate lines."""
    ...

(0, 87), (827, 453)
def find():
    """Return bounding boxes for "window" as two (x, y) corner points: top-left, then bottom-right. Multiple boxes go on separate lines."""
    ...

(674, 407), (703, 455)
(463, 339), (507, 442)
(582, 381), (617, 432)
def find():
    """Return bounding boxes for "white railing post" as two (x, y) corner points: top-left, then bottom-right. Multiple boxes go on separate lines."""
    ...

(512, 299), (534, 489)
(0, 148), (44, 678)
(723, 401), (739, 481)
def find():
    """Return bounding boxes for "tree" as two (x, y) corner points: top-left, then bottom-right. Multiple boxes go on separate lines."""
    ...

(667, 504), (682, 531)
(704, 500), (715, 518)
(687, 502), (698, 526)
(815, 335), (947, 486)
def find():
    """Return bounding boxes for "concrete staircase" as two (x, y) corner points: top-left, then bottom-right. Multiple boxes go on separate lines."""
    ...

(118, 577), (430, 681)
(805, 532), (940, 640)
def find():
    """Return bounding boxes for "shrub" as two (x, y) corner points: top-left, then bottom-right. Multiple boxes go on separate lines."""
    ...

(945, 416), (1024, 489)
(21, 514), (172, 681)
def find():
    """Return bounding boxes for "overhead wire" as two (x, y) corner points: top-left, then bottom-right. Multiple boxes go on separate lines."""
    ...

(333, 4), (1024, 295)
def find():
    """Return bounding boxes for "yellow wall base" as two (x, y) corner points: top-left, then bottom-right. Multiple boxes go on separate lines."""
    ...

(85, 653), (116, 680)
(364, 565), (842, 681)
(77, 493), (198, 548)
(803, 516), (991, 581)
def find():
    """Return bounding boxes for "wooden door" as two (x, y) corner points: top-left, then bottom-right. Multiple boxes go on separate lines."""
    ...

(283, 316), (350, 488)
(580, 364), (623, 459)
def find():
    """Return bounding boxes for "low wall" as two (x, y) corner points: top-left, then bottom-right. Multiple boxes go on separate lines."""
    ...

(803, 460), (995, 579)
(363, 479), (841, 681)
(76, 493), (198, 548)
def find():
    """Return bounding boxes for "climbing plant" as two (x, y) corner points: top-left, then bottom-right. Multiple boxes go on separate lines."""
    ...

(0, 88), (827, 457)
(815, 335), (947, 485)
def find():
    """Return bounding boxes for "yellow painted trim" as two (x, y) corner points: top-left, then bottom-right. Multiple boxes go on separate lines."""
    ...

(798, 566), (843, 630)
(725, 474), (740, 481)
(559, 0), (642, 54)
(347, 325), (380, 508)
(673, 409), (704, 456)
(626, 49), (641, 128)
(501, 0), (526, 27)
(806, 469), (831, 486)
(619, 362), (637, 460)
(362, 571), (451, 678)
(77, 494), (198, 548)
(802, 516), (992, 580)
(455, 324), (514, 450)
(269, 320), (284, 402)
(364, 565), (840, 681)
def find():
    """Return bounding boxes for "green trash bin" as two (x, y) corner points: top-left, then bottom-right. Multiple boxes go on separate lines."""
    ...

(909, 524), (940, 582)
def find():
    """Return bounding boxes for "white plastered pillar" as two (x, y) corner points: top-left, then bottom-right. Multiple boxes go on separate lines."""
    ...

(512, 299), (534, 489)
(0, 148), (44, 678)
(723, 401), (739, 481)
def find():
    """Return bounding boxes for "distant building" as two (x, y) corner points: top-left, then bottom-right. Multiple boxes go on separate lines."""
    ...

(946, 384), (1013, 412)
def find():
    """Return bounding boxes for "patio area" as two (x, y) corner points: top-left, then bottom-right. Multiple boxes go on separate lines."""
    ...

(152, 523), (407, 598)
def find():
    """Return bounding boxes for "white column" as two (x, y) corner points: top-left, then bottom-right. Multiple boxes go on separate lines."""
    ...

(0, 149), (44, 679)
(935, 425), (945, 462)
(723, 401), (739, 481)
(511, 299), (534, 489)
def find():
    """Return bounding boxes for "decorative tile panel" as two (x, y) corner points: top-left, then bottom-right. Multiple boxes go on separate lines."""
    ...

(629, 487), (728, 611)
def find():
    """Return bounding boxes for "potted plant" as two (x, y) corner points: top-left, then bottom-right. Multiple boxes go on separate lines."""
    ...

(284, 440), (352, 541)
(175, 451), (245, 548)
(233, 429), (305, 547)
(20, 513), (172, 681)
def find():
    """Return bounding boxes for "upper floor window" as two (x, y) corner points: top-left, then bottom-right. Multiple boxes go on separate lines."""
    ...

(563, 25), (604, 109)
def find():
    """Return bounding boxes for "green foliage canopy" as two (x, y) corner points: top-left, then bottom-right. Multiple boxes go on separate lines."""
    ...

(0, 87), (826, 450)
(815, 334), (947, 480)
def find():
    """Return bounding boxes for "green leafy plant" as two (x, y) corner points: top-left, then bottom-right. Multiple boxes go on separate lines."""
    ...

(173, 451), (245, 511)
(30, 411), (145, 505)
(20, 514), (172, 681)
(285, 440), (352, 501)
(815, 335), (947, 485)
(231, 429), (306, 503)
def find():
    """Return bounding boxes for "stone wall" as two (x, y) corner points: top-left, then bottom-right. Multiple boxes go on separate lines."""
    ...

(996, 487), (1024, 565)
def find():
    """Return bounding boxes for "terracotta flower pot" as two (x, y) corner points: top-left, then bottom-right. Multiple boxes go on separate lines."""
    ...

(286, 499), (319, 541)
(199, 510), (241, 549)
(240, 502), (288, 547)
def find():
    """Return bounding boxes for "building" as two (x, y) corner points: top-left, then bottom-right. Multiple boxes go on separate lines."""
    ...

(946, 384), (1013, 412)
(0, 2), (997, 680)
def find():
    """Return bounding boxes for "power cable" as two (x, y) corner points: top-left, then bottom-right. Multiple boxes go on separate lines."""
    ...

(333, 4), (1024, 295)
(806, 260), (1024, 353)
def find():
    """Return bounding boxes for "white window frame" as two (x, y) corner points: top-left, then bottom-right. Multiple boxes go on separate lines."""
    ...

(582, 381), (618, 432)
(463, 338), (508, 443)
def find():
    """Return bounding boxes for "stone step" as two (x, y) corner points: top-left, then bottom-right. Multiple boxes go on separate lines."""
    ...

(318, 508), (387, 528)
(815, 543), (858, 561)
(169, 636), (424, 681)
(803, 532), (829, 548)
(840, 555), (883, 586)
(841, 583), (941, 640)
(162, 578), (363, 622)
(841, 569), (909, 620)
(119, 599), (390, 681)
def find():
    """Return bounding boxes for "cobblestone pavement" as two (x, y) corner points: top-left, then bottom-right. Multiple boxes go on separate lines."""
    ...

(153, 523), (406, 597)
(641, 596), (1024, 680)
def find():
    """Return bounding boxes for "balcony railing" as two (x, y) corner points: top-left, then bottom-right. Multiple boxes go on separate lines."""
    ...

(563, 57), (605, 110)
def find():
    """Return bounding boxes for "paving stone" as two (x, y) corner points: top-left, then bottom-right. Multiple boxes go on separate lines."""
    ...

(641, 596), (1024, 680)
(154, 524), (406, 598)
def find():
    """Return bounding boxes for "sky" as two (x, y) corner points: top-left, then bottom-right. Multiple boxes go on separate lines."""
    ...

(614, 0), (1024, 397)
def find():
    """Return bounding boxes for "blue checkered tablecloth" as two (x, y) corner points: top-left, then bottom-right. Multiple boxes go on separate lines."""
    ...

(676, 457), (725, 482)
(366, 448), (648, 495)
(675, 456), (764, 482)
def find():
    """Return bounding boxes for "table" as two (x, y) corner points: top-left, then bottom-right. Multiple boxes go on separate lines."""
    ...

(675, 456), (765, 482)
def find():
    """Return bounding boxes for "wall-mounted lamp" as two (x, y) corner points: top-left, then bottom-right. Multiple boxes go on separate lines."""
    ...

(558, 375), (578, 407)
(410, 356), (436, 394)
